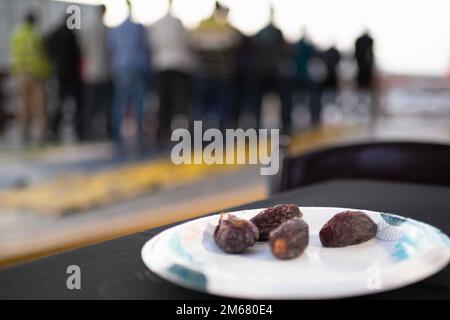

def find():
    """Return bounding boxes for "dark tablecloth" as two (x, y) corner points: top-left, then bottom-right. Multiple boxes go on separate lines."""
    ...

(0, 180), (449, 300)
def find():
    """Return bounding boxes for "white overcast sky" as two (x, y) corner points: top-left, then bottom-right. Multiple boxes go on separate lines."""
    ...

(58, 0), (450, 76)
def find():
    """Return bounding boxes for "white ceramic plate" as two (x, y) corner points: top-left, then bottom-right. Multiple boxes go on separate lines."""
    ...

(141, 207), (450, 299)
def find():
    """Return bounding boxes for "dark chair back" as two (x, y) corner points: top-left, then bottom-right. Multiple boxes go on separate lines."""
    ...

(278, 141), (450, 192)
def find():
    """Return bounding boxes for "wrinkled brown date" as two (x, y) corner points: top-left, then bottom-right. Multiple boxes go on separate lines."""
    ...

(214, 213), (259, 253)
(250, 204), (302, 241)
(320, 211), (377, 247)
(269, 217), (309, 260)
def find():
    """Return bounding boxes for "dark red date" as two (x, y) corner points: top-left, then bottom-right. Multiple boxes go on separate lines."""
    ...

(320, 211), (377, 247)
(250, 204), (302, 241)
(269, 217), (309, 260)
(214, 213), (259, 253)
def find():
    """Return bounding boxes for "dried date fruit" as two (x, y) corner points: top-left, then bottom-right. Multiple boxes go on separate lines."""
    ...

(214, 213), (259, 253)
(319, 211), (378, 247)
(269, 217), (309, 260)
(250, 204), (302, 241)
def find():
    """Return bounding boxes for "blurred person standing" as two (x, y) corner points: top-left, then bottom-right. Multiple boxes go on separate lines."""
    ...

(307, 51), (327, 126)
(108, 0), (151, 154)
(191, 1), (240, 130)
(252, 7), (293, 134)
(10, 12), (52, 145)
(355, 31), (376, 119)
(0, 72), (7, 132)
(322, 46), (341, 106)
(355, 31), (374, 90)
(295, 31), (315, 96)
(148, 0), (195, 145)
(47, 15), (84, 142)
(80, 5), (112, 140)
(294, 31), (325, 126)
(233, 33), (254, 128)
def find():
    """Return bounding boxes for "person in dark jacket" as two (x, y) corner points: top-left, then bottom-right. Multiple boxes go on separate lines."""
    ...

(355, 30), (377, 119)
(191, 1), (240, 130)
(46, 17), (84, 142)
(148, 0), (195, 144)
(233, 33), (254, 128)
(322, 46), (341, 106)
(251, 7), (293, 134)
(294, 30), (326, 126)
(323, 46), (340, 91)
(355, 31), (374, 89)
(80, 5), (112, 141)
(108, 0), (151, 154)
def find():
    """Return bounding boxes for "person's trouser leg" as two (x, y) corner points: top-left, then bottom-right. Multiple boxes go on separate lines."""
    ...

(157, 71), (173, 144)
(103, 81), (114, 140)
(252, 76), (266, 129)
(51, 79), (67, 141)
(130, 71), (147, 152)
(112, 72), (129, 151)
(191, 76), (204, 123)
(278, 76), (293, 135)
(18, 74), (32, 144)
(172, 71), (190, 118)
(208, 78), (221, 129)
(85, 84), (96, 139)
(201, 76), (214, 122)
(88, 82), (113, 140)
(193, 75), (214, 129)
(217, 78), (233, 130)
(72, 80), (85, 141)
(32, 77), (47, 143)
(309, 84), (323, 126)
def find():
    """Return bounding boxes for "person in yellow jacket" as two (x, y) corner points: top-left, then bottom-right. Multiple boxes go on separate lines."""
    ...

(10, 12), (52, 145)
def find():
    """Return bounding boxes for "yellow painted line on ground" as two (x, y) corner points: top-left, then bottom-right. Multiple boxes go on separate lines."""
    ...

(0, 124), (358, 216)
(288, 124), (363, 157)
(0, 159), (241, 215)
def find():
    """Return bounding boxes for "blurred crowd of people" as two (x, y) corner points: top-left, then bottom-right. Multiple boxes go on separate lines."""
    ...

(8, 0), (375, 153)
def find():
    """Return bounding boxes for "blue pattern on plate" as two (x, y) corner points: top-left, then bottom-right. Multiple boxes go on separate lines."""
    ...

(380, 213), (407, 226)
(167, 234), (208, 290)
(169, 234), (195, 263)
(377, 212), (450, 261)
(167, 264), (207, 291)
(376, 213), (405, 242)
